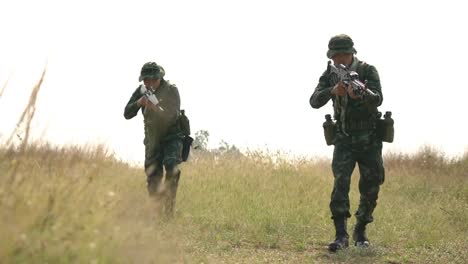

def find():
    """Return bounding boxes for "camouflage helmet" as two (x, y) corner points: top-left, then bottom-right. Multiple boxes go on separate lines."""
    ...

(326, 34), (357, 59)
(139, 62), (165, 82)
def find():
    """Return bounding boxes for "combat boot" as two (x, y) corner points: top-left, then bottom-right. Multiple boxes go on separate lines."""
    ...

(353, 221), (370, 247)
(328, 218), (349, 252)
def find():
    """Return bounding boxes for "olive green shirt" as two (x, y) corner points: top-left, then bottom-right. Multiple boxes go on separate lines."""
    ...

(124, 80), (181, 149)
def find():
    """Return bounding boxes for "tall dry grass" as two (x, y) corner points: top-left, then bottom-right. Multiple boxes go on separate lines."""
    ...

(0, 73), (467, 263)
(2, 68), (46, 186)
(0, 143), (187, 263)
(0, 76), (10, 98)
(1, 143), (467, 263)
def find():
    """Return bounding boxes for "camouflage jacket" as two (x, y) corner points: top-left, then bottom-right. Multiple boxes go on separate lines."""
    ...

(124, 80), (181, 146)
(310, 57), (383, 134)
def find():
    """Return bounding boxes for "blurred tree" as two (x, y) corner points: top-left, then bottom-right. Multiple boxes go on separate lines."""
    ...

(218, 140), (241, 155)
(193, 130), (209, 150)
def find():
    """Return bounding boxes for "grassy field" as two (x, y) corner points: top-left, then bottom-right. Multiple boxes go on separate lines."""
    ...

(0, 143), (467, 264)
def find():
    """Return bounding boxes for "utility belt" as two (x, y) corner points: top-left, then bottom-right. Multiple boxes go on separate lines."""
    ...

(322, 112), (394, 145)
(345, 119), (375, 131)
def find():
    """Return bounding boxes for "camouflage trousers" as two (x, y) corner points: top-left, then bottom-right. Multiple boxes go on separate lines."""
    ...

(330, 135), (385, 224)
(144, 135), (183, 197)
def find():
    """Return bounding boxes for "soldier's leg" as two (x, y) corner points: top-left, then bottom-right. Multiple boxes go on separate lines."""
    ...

(354, 144), (385, 246)
(330, 144), (357, 220)
(144, 139), (164, 197)
(164, 164), (180, 216)
(162, 138), (183, 216)
(144, 158), (164, 197)
(329, 144), (357, 251)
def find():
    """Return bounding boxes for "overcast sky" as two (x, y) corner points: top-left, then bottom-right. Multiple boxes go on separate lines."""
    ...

(1, 0), (467, 163)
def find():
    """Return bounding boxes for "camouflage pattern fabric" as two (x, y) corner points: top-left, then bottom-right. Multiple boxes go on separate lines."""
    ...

(326, 34), (357, 59)
(331, 131), (385, 223)
(124, 79), (183, 188)
(139, 62), (165, 81)
(145, 135), (183, 169)
(144, 136), (183, 195)
(310, 52), (385, 224)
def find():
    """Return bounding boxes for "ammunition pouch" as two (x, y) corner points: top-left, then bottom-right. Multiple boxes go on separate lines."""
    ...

(376, 118), (394, 143)
(323, 122), (336, 146)
(178, 110), (191, 136)
(177, 110), (192, 161)
(181, 135), (193, 162)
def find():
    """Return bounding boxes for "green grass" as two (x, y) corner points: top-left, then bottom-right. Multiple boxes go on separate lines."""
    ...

(1, 144), (467, 263)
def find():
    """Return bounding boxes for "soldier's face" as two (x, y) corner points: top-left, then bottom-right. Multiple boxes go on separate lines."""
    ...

(332, 53), (353, 67)
(144, 78), (161, 90)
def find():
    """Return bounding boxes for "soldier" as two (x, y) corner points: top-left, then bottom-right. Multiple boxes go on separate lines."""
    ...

(124, 62), (184, 217)
(310, 34), (385, 251)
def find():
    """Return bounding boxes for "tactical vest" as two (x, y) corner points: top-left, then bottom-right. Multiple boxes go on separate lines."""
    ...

(334, 61), (379, 132)
(142, 82), (179, 149)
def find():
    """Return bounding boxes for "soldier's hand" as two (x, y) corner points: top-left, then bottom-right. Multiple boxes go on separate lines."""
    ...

(137, 96), (149, 107)
(137, 96), (159, 111)
(331, 82), (347, 96)
(347, 84), (362, 100)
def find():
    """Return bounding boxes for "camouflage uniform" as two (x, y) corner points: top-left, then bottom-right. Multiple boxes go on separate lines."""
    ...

(310, 34), (385, 249)
(124, 62), (184, 215)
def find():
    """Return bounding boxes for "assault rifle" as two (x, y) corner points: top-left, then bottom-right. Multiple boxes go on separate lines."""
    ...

(329, 62), (375, 97)
(140, 84), (164, 111)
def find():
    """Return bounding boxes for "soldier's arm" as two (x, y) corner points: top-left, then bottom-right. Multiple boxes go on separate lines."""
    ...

(124, 87), (142, 120)
(310, 70), (333, 109)
(363, 65), (383, 106)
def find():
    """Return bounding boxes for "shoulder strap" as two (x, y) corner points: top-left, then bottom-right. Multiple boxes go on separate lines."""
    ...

(357, 61), (379, 115)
